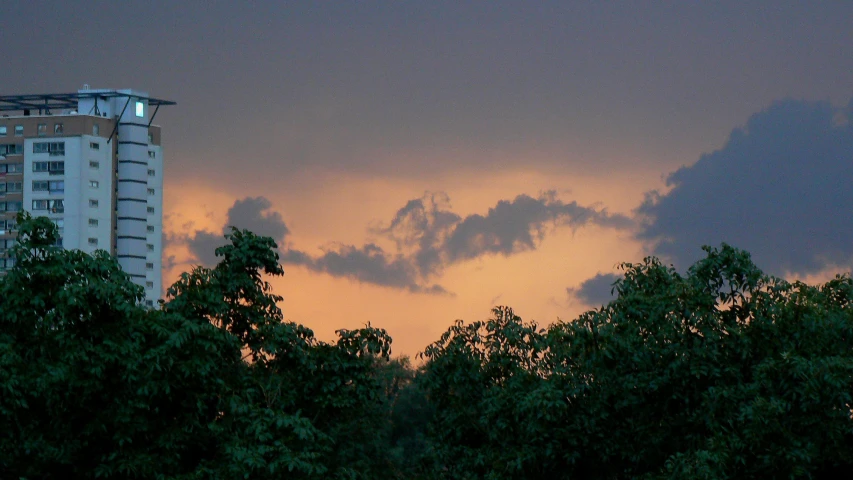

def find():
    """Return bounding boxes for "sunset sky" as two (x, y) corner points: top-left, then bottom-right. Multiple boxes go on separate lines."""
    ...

(5, 2), (853, 356)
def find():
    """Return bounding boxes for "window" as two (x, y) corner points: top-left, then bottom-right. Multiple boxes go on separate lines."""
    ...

(49, 199), (64, 213)
(89, 180), (99, 189)
(6, 182), (21, 193)
(147, 225), (155, 233)
(49, 180), (64, 192)
(93, 124), (100, 136)
(147, 206), (155, 214)
(89, 142), (99, 150)
(145, 300), (154, 307)
(33, 142), (65, 155)
(146, 281), (154, 288)
(0, 126), (6, 136)
(14, 125), (23, 136)
(146, 262), (154, 270)
(32, 181), (48, 191)
(0, 183), (5, 194)
(88, 238), (98, 246)
(89, 160), (99, 169)
(148, 169), (155, 176)
(32, 199), (49, 210)
(33, 162), (49, 172)
(54, 123), (64, 134)
(89, 218), (99, 227)
(8, 201), (21, 212)
(147, 243), (154, 251)
(37, 124), (47, 136)
(89, 199), (99, 208)
(135, 101), (144, 117)
(7, 163), (23, 174)
(147, 188), (155, 196)
(48, 161), (64, 174)
(148, 151), (156, 158)
(0, 144), (23, 156)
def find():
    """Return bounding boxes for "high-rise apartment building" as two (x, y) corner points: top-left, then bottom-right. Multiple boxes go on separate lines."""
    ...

(0, 87), (174, 307)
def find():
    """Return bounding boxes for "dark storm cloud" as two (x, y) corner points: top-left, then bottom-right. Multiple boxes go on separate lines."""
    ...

(370, 192), (462, 277)
(567, 273), (620, 307)
(5, 3), (853, 190)
(186, 197), (291, 266)
(182, 192), (630, 294)
(289, 243), (450, 295)
(371, 191), (633, 278)
(636, 98), (853, 276)
(442, 192), (632, 264)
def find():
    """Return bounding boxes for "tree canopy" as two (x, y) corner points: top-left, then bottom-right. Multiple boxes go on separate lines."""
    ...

(419, 246), (853, 478)
(1, 213), (398, 479)
(2, 212), (852, 479)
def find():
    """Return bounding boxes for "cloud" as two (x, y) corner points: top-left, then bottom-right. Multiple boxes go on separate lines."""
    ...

(179, 192), (631, 295)
(636, 98), (853, 276)
(567, 273), (619, 307)
(284, 242), (450, 295)
(442, 191), (632, 265)
(185, 197), (291, 266)
(372, 191), (633, 278)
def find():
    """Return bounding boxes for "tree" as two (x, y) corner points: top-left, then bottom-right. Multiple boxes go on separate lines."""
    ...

(420, 245), (853, 478)
(0, 213), (396, 479)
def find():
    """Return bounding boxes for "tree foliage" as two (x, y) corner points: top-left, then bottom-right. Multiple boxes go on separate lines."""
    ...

(3, 212), (852, 479)
(0, 213), (397, 479)
(419, 245), (853, 478)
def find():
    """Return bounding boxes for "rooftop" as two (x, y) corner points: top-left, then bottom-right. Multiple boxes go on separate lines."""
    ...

(0, 91), (176, 114)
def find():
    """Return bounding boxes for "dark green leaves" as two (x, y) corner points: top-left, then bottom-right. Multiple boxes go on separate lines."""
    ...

(419, 245), (853, 478)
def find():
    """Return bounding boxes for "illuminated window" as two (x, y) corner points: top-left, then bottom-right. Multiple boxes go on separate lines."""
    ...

(14, 125), (23, 136)
(93, 124), (100, 136)
(0, 126), (6, 136)
(54, 123), (63, 134)
(37, 124), (46, 136)
(135, 101), (144, 118)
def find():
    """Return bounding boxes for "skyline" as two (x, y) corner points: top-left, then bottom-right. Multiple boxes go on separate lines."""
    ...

(4, 2), (853, 355)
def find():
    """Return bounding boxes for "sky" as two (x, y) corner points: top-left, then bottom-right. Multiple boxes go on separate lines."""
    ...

(4, 1), (853, 356)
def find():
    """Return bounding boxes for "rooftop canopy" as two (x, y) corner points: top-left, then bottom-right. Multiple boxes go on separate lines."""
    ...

(0, 91), (176, 114)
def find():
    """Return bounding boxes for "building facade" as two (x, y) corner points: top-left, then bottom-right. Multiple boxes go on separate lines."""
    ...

(0, 88), (174, 307)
